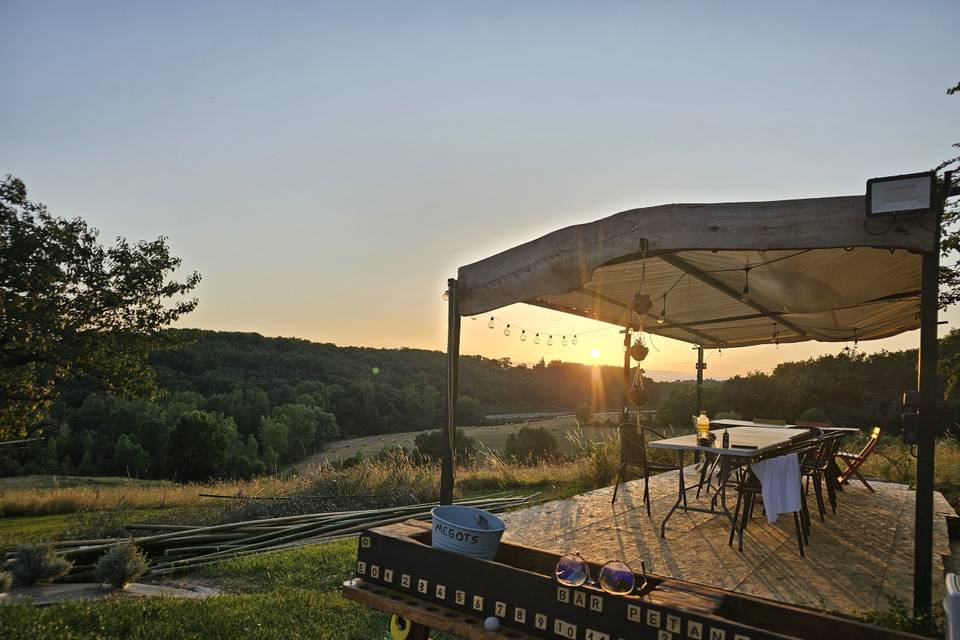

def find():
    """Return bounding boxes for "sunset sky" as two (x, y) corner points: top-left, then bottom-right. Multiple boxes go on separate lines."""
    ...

(3, 1), (957, 379)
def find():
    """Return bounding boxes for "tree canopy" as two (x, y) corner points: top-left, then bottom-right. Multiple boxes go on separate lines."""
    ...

(0, 175), (200, 439)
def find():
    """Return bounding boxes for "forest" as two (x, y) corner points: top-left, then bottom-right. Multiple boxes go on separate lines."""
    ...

(4, 328), (959, 481)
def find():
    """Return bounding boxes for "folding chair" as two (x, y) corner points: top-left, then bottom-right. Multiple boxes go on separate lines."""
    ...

(835, 427), (881, 493)
(611, 420), (679, 516)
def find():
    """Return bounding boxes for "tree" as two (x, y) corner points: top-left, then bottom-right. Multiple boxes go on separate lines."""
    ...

(259, 415), (289, 463)
(0, 176), (200, 439)
(504, 426), (558, 462)
(413, 428), (476, 463)
(163, 410), (231, 481)
(938, 81), (960, 309)
(575, 403), (593, 426)
(114, 434), (149, 477)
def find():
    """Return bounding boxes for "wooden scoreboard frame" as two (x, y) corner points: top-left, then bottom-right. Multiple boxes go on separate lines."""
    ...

(343, 520), (923, 640)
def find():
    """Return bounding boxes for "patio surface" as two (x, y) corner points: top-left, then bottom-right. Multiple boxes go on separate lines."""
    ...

(499, 468), (956, 616)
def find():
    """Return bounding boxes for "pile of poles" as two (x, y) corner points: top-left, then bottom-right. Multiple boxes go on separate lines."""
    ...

(3, 493), (539, 581)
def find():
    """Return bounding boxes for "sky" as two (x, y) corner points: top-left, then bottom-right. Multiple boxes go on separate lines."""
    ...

(3, 1), (958, 380)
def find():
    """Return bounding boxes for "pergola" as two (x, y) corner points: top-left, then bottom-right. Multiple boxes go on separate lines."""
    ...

(442, 177), (952, 615)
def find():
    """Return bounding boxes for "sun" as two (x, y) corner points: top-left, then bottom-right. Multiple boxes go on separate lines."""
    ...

(590, 348), (601, 360)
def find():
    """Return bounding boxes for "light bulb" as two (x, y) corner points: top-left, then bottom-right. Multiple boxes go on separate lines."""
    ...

(534, 333), (541, 344)
(442, 291), (449, 301)
(504, 324), (511, 337)
(520, 330), (527, 342)
(657, 309), (665, 325)
(572, 335), (578, 345)
(547, 335), (554, 346)
(561, 336), (567, 346)
(488, 317), (495, 329)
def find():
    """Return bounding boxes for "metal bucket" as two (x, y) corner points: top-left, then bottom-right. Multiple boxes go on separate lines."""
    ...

(430, 505), (506, 560)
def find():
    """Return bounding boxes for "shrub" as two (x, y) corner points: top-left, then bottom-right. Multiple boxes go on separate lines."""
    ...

(575, 404), (593, 427)
(798, 407), (830, 424)
(505, 426), (558, 462)
(0, 570), (12, 593)
(413, 428), (476, 463)
(10, 544), (73, 586)
(95, 544), (149, 588)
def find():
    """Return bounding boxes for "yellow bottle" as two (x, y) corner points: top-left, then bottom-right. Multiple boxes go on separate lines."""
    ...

(696, 411), (710, 440)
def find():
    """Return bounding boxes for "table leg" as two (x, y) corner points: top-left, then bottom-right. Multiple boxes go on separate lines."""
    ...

(659, 451), (686, 538)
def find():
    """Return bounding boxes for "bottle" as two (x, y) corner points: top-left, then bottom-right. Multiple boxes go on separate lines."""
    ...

(722, 429), (730, 448)
(696, 411), (710, 440)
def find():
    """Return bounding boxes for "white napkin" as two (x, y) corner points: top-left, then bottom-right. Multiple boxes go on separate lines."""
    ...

(749, 453), (801, 523)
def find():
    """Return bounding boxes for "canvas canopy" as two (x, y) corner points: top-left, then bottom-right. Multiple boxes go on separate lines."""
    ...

(455, 195), (936, 347)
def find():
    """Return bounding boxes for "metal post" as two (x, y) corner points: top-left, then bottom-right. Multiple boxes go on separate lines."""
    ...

(441, 278), (460, 505)
(912, 171), (949, 615)
(621, 328), (631, 424)
(695, 344), (705, 462)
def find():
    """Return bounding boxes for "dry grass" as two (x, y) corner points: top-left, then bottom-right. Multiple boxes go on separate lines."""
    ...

(0, 475), (294, 518)
(4, 435), (957, 519)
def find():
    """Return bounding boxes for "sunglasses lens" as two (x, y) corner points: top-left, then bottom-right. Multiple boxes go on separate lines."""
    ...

(598, 561), (634, 595)
(555, 554), (588, 586)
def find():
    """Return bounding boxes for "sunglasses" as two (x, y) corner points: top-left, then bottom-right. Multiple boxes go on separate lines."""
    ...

(554, 553), (648, 596)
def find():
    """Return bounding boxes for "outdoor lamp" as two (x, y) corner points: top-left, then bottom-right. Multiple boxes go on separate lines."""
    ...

(866, 171), (935, 218)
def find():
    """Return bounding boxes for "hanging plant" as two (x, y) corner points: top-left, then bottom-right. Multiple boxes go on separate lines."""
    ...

(630, 335), (649, 362)
(627, 368), (649, 408)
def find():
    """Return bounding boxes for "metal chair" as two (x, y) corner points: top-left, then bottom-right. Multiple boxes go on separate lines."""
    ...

(727, 438), (818, 557)
(801, 432), (847, 520)
(611, 421), (679, 516)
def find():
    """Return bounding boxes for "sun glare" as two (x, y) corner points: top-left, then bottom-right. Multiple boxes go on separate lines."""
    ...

(590, 348), (601, 360)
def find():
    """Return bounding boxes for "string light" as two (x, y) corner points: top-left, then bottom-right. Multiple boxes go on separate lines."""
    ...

(503, 324), (511, 337)
(547, 335), (554, 346)
(534, 333), (541, 344)
(520, 329), (527, 341)
(572, 335), (578, 345)
(488, 317), (495, 329)
(442, 291), (449, 301)
(773, 324), (780, 348)
(561, 335), (568, 346)
(658, 293), (667, 325)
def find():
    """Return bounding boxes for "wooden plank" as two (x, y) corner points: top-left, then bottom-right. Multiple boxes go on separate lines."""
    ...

(343, 578), (541, 640)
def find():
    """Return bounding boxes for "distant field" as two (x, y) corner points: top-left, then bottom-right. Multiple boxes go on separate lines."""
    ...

(298, 412), (621, 468)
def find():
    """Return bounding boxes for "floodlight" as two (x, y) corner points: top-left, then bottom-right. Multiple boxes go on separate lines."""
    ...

(866, 171), (935, 218)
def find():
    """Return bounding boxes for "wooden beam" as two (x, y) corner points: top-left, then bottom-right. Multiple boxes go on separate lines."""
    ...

(572, 286), (725, 345)
(658, 254), (814, 339)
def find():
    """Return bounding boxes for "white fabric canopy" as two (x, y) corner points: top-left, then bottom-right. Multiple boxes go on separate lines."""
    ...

(455, 196), (935, 348)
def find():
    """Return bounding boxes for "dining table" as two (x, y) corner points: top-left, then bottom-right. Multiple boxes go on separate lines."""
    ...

(648, 426), (811, 543)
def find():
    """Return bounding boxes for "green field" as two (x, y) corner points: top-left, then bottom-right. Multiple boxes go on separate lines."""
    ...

(299, 413), (622, 468)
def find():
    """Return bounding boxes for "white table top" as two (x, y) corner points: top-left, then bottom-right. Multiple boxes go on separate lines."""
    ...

(710, 419), (860, 433)
(649, 426), (810, 457)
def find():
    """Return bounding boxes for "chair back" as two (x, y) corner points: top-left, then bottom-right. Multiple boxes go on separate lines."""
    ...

(836, 427), (881, 483)
(859, 427), (881, 456)
(802, 433), (845, 470)
(617, 419), (666, 467)
(618, 424), (647, 466)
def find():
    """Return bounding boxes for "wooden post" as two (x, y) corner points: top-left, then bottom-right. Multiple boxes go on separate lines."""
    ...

(695, 344), (705, 462)
(912, 171), (949, 615)
(442, 278), (460, 505)
(621, 328), (631, 424)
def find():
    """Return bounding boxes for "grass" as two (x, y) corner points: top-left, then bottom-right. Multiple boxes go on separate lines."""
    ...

(0, 432), (956, 639)
(0, 539), (390, 640)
